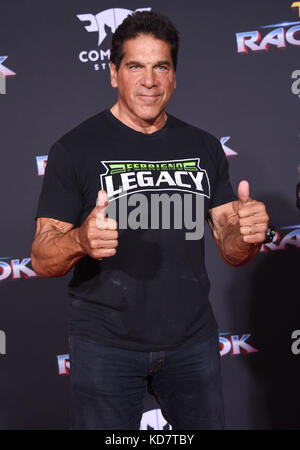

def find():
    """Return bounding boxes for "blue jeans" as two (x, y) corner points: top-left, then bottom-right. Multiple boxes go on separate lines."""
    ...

(68, 333), (225, 430)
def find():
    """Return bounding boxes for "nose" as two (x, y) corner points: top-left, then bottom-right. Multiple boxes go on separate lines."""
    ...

(141, 68), (157, 88)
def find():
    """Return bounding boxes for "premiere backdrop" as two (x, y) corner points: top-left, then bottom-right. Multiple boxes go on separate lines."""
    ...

(0, 0), (299, 429)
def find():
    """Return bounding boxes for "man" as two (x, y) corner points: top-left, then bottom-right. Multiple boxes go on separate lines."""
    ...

(31, 11), (269, 430)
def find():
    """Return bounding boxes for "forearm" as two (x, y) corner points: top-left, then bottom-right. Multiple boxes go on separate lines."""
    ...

(31, 228), (85, 277)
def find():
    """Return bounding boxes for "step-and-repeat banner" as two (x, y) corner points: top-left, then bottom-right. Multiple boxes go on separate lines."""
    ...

(0, 0), (299, 429)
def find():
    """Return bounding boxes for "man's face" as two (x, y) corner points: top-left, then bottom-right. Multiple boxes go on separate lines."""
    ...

(110, 34), (176, 122)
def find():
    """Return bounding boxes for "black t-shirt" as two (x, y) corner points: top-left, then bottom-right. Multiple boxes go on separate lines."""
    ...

(37, 110), (237, 351)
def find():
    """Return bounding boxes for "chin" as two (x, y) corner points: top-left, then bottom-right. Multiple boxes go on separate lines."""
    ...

(134, 106), (163, 122)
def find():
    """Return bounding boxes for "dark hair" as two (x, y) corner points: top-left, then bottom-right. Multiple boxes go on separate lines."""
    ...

(110, 11), (179, 71)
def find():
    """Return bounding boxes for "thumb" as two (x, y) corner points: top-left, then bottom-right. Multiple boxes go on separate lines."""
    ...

(95, 190), (108, 225)
(238, 180), (250, 206)
(96, 190), (108, 209)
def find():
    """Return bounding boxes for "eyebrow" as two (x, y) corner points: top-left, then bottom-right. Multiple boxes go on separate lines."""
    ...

(125, 60), (171, 67)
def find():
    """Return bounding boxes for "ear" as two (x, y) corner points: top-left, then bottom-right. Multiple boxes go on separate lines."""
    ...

(110, 62), (118, 88)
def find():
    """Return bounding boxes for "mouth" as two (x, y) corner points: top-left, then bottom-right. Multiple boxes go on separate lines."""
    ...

(138, 94), (160, 97)
(137, 94), (162, 103)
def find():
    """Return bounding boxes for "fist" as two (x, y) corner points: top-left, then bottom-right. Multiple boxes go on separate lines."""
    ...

(238, 180), (269, 244)
(77, 190), (118, 260)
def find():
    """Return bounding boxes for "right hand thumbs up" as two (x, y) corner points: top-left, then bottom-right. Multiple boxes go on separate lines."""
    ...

(77, 190), (118, 260)
(95, 190), (117, 230)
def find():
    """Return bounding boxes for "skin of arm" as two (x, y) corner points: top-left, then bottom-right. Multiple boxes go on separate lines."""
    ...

(31, 191), (118, 277)
(207, 181), (269, 267)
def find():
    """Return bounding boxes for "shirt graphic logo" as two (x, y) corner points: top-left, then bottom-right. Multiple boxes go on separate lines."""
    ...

(100, 159), (210, 201)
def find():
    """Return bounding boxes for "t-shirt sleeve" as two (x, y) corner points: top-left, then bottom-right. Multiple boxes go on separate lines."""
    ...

(209, 141), (237, 209)
(36, 141), (83, 225)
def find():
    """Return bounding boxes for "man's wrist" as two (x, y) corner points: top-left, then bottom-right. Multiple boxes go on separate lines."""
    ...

(70, 227), (86, 257)
(263, 224), (276, 244)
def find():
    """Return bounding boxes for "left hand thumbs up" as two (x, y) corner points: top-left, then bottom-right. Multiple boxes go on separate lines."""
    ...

(237, 180), (269, 243)
(238, 180), (251, 208)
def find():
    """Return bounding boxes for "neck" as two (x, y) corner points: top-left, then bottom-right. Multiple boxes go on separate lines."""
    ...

(110, 103), (167, 134)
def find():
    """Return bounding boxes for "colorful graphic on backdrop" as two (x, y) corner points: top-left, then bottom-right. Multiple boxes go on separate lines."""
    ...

(220, 136), (238, 157)
(36, 156), (48, 176)
(0, 257), (37, 281)
(77, 7), (151, 71)
(260, 225), (300, 252)
(236, 3), (300, 53)
(0, 56), (16, 94)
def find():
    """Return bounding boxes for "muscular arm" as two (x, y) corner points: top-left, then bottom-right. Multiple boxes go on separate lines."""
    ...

(31, 191), (118, 277)
(31, 218), (85, 277)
